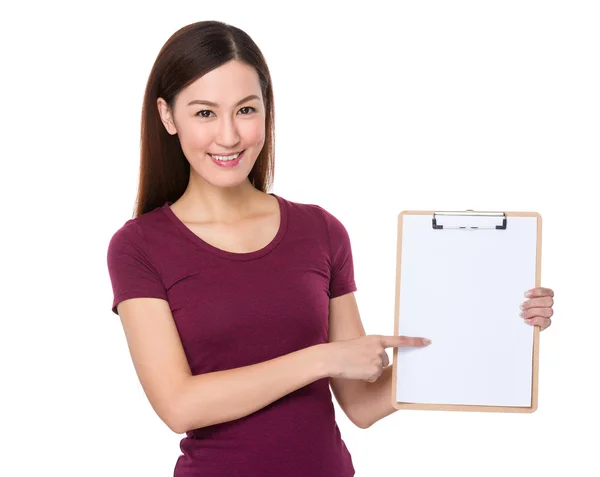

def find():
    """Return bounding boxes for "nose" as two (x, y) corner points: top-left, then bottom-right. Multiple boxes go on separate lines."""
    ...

(216, 115), (241, 148)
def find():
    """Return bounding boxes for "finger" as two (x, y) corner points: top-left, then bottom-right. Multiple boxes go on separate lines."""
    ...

(540, 317), (552, 331)
(524, 317), (551, 330)
(381, 335), (431, 348)
(525, 287), (554, 298)
(520, 307), (554, 319)
(521, 296), (554, 310)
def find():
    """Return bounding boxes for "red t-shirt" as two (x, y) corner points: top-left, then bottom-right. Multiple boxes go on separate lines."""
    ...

(107, 193), (357, 476)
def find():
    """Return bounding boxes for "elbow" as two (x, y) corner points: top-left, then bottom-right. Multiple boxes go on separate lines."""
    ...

(165, 377), (204, 434)
(165, 406), (185, 434)
(167, 416), (185, 435)
(348, 411), (372, 430)
(354, 419), (372, 430)
(166, 388), (210, 434)
(165, 391), (189, 434)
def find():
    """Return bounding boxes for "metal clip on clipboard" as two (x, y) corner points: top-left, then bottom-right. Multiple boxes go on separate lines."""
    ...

(432, 210), (507, 230)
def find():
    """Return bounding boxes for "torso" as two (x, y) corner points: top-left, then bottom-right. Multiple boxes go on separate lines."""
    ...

(169, 194), (280, 254)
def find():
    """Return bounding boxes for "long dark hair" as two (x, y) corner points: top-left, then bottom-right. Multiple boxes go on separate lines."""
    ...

(133, 20), (275, 218)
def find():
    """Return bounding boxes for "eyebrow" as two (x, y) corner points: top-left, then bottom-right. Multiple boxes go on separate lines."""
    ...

(187, 94), (261, 107)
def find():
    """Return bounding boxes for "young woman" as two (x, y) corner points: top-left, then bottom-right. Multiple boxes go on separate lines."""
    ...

(107, 20), (555, 477)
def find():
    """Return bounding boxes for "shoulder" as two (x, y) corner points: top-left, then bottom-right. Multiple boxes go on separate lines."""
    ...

(279, 195), (341, 225)
(108, 205), (168, 250)
(278, 195), (349, 240)
(107, 207), (164, 261)
(107, 219), (147, 271)
(108, 219), (141, 247)
(106, 212), (166, 284)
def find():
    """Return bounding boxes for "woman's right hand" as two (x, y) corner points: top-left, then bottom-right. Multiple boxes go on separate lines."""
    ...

(324, 335), (431, 382)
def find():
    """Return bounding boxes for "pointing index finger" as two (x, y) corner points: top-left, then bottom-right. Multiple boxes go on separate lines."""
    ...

(381, 335), (431, 348)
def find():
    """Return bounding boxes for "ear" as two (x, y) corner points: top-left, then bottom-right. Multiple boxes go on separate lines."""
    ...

(157, 98), (178, 135)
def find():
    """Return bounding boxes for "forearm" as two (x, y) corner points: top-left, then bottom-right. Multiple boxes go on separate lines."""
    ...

(171, 344), (329, 433)
(351, 364), (398, 428)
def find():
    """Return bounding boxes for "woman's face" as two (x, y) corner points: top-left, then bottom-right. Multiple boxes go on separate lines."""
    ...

(157, 60), (266, 189)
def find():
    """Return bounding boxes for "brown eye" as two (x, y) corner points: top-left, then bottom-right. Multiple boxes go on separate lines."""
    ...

(239, 106), (256, 115)
(196, 110), (214, 118)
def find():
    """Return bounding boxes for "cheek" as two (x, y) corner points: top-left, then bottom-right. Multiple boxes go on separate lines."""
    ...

(178, 126), (212, 152)
(240, 119), (266, 146)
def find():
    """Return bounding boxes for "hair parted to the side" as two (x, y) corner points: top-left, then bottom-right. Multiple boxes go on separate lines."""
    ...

(133, 20), (275, 218)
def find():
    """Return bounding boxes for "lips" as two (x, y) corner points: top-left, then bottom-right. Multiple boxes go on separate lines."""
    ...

(209, 150), (245, 167)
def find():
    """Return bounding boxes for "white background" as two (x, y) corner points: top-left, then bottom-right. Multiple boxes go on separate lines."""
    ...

(2, 1), (598, 476)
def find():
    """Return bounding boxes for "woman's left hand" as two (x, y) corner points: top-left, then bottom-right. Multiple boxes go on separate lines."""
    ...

(520, 287), (554, 331)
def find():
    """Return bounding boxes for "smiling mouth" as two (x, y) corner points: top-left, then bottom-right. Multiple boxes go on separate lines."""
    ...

(208, 150), (245, 163)
(208, 150), (244, 158)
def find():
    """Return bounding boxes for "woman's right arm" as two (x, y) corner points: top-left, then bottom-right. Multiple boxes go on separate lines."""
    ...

(116, 297), (331, 434)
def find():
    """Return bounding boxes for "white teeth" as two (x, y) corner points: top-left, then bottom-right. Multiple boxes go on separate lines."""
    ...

(210, 152), (241, 161)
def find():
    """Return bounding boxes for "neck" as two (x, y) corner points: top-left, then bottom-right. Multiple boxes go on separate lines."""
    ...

(178, 178), (266, 224)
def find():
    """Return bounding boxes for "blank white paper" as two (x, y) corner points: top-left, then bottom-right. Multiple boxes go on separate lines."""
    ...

(395, 214), (537, 407)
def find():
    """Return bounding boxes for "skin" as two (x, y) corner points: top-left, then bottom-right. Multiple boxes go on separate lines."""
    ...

(157, 59), (270, 224)
(520, 287), (554, 330)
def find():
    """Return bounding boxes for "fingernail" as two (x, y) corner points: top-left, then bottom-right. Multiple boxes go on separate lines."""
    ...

(525, 291), (532, 297)
(519, 311), (525, 317)
(423, 339), (431, 345)
(519, 303), (525, 310)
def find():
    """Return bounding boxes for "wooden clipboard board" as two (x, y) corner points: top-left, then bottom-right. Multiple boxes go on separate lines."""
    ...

(391, 210), (542, 413)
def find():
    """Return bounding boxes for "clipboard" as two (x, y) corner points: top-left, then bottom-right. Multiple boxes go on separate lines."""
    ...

(391, 210), (542, 413)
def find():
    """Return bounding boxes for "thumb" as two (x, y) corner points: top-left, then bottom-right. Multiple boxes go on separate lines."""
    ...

(380, 335), (431, 348)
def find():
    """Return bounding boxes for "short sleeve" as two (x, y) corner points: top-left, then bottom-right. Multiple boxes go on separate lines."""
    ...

(106, 220), (168, 315)
(319, 207), (358, 299)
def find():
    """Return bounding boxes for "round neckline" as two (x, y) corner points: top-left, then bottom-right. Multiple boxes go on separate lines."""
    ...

(161, 193), (288, 261)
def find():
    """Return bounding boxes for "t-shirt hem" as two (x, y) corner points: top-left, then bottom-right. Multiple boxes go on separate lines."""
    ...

(330, 282), (357, 299)
(112, 292), (169, 315)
